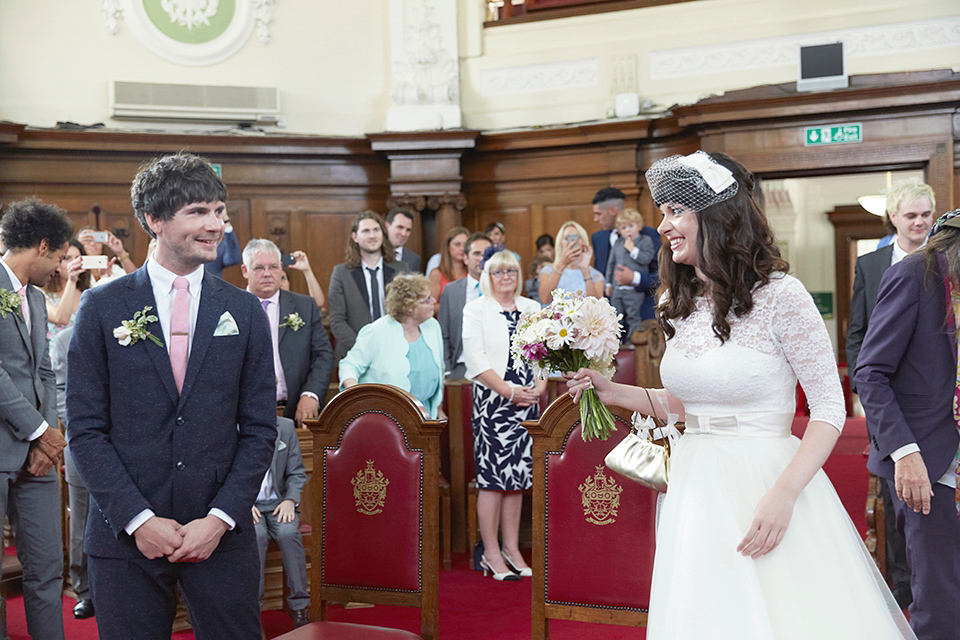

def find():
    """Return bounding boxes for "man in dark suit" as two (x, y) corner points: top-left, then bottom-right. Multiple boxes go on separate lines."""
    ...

(386, 208), (420, 272)
(253, 416), (309, 626)
(590, 187), (660, 320)
(845, 179), (934, 608)
(0, 198), (73, 640)
(438, 232), (491, 379)
(67, 153), (277, 640)
(242, 238), (333, 426)
(854, 209), (960, 640)
(328, 211), (409, 360)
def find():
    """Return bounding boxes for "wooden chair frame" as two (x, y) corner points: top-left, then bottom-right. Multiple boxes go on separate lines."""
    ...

(304, 384), (445, 640)
(524, 395), (651, 639)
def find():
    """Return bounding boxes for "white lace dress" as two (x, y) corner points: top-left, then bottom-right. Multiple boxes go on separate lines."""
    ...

(648, 274), (914, 640)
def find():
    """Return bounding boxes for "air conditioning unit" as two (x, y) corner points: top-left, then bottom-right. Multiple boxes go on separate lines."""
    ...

(110, 81), (281, 125)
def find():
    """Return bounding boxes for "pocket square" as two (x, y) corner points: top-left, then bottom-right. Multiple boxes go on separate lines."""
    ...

(278, 440), (287, 451)
(214, 311), (239, 336)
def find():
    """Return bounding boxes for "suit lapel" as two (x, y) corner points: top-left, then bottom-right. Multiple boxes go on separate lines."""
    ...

(126, 268), (180, 405)
(0, 267), (32, 354)
(178, 272), (226, 405)
(350, 266), (369, 306)
(27, 286), (46, 365)
(278, 290), (292, 345)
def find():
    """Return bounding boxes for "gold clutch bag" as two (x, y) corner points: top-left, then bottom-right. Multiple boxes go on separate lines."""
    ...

(603, 389), (678, 493)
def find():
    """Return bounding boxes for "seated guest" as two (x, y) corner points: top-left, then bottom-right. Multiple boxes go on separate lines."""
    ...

(50, 326), (94, 620)
(340, 273), (445, 419)
(44, 238), (89, 338)
(538, 221), (604, 303)
(535, 233), (555, 261)
(242, 238), (334, 425)
(438, 232), (492, 379)
(524, 255), (552, 305)
(463, 247), (546, 580)
(606, 208), (655, 341)
(428, 226), (469, 311)
(253, 416), (310, 628)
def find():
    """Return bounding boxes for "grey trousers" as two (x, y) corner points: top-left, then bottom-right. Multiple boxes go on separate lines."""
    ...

(254, 500), (309, 612)
(67, 479), (90, 600)
(1, 466), (65, 640)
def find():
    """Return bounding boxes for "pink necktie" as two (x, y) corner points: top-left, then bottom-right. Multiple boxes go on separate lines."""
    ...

(170, 277), (190, 394)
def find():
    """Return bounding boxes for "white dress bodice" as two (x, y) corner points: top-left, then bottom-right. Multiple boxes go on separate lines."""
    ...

(660, 274), (846, 431)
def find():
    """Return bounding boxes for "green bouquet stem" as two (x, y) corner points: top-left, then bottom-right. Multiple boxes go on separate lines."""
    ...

(579, 387), (616, 442)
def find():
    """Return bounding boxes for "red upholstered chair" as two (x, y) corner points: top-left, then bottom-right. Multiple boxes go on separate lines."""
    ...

(298, 384), (444, 640)
(524, 394), (658, 639)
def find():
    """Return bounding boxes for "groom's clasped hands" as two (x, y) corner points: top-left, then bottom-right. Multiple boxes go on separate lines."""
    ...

(134, 514), (230, 563)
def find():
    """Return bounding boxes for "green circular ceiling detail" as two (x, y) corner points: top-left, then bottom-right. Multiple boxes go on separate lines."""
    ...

(142, 0), (236, 45)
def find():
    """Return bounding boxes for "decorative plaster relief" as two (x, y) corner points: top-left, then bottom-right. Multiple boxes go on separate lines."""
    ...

(649, 16), (960, 80)
(101, 0), (275, 64)
(391, 0), (460, 107)
(480, 58), (599, 97)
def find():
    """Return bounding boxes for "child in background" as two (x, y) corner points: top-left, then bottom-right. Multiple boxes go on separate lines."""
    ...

(605, 208), (655, 342)
(525, 255), (552, 304)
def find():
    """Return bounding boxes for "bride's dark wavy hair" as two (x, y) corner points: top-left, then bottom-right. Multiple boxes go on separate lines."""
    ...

(657, 152), (788, 343)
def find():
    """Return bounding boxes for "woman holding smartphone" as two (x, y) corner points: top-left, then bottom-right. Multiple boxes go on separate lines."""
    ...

(44, 238), (89, 339)
(538, 221), (604, 304)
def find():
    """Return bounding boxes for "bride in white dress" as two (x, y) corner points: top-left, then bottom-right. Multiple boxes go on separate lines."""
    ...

(567, 152), (914, 640)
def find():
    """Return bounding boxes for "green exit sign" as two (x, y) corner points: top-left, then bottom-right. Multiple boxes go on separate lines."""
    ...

(210, 163), (222, 177)
(804, 123), (862, 146)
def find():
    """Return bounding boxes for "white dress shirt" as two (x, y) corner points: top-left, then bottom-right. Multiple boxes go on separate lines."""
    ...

(126, 260), (235, 533)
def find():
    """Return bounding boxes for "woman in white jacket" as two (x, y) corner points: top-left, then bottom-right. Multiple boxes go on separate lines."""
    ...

(462, 247), (546, 581)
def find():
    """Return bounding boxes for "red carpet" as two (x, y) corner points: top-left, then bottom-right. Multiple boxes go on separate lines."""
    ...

(4, 416), (871, 639)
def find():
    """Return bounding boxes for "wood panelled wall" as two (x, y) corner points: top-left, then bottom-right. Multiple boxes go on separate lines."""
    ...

(1, 71), (958, 309)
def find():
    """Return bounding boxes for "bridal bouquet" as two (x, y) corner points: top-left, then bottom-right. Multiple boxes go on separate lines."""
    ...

(511, 290), (621, 441)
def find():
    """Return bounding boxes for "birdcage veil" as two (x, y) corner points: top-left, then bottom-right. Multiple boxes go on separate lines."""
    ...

(645, 151), (739, 212)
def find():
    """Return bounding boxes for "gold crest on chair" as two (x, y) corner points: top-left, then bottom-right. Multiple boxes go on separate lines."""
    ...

(579, 465), (622, 526)
(352, 460), (390, 516)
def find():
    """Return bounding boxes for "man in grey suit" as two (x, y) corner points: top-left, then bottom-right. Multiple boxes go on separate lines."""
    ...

(437, 232), (491, 379)
(242, 238), (334, 426)
(846, 178), (934, 609)
(328, 211), (409, 360)
(0, 197), (73, 640)
(252, 416), (309, 627)
(387, 208), (420, 272)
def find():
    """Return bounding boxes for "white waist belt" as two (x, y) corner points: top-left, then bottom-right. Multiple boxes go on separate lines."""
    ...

(683, 412), (794, 438)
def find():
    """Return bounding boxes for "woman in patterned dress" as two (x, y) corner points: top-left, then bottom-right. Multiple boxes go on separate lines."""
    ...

(462, 247), (546, 580)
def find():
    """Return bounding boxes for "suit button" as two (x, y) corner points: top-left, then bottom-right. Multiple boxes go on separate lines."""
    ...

(176, 417), (185, 425)
(176, 461), (185, 470)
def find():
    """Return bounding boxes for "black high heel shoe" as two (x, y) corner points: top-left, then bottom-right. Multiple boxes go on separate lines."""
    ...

(480, 555), (521, 581)
(502, 552), (532, 577)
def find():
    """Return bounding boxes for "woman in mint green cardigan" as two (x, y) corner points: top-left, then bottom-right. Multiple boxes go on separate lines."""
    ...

(339, 273), (445, 419)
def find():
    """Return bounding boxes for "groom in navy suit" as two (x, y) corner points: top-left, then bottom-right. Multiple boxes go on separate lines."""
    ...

(67, 153), (277, 640)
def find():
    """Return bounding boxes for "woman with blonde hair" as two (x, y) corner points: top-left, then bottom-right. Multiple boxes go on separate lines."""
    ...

(463, 247), (546, 580)
(538, 220), (604, 304)
(339, 273), (445, 419)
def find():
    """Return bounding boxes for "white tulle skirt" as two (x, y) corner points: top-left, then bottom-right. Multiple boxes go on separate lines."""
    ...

(646, 415), (915, 640)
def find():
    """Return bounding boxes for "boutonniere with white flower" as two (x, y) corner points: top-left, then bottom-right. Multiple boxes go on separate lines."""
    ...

(280, 312), (305, 331)
(114, 306), (164, 347)
(0, 289), (24, 322)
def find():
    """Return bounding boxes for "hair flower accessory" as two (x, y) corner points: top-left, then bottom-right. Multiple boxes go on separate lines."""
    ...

(931, 208), (960, 236)
(280, 312), (305, 331)
(479, 244), (506, 272)
(0, 289), (25, 323)
(114, 306), (164, 347)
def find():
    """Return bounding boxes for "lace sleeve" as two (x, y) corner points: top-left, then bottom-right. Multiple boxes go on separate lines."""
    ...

(771, 277), (846, 431)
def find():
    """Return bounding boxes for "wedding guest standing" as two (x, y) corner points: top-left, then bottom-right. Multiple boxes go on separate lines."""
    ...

(567, 151), (914, 640)
(339, 273), (444, 419)
(538, 221), (604, 302)
(855, 209), (960, 640)
(428, 226), (469, 310)
(44, 238), (89, 339)
(463, 247), (545, 581)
